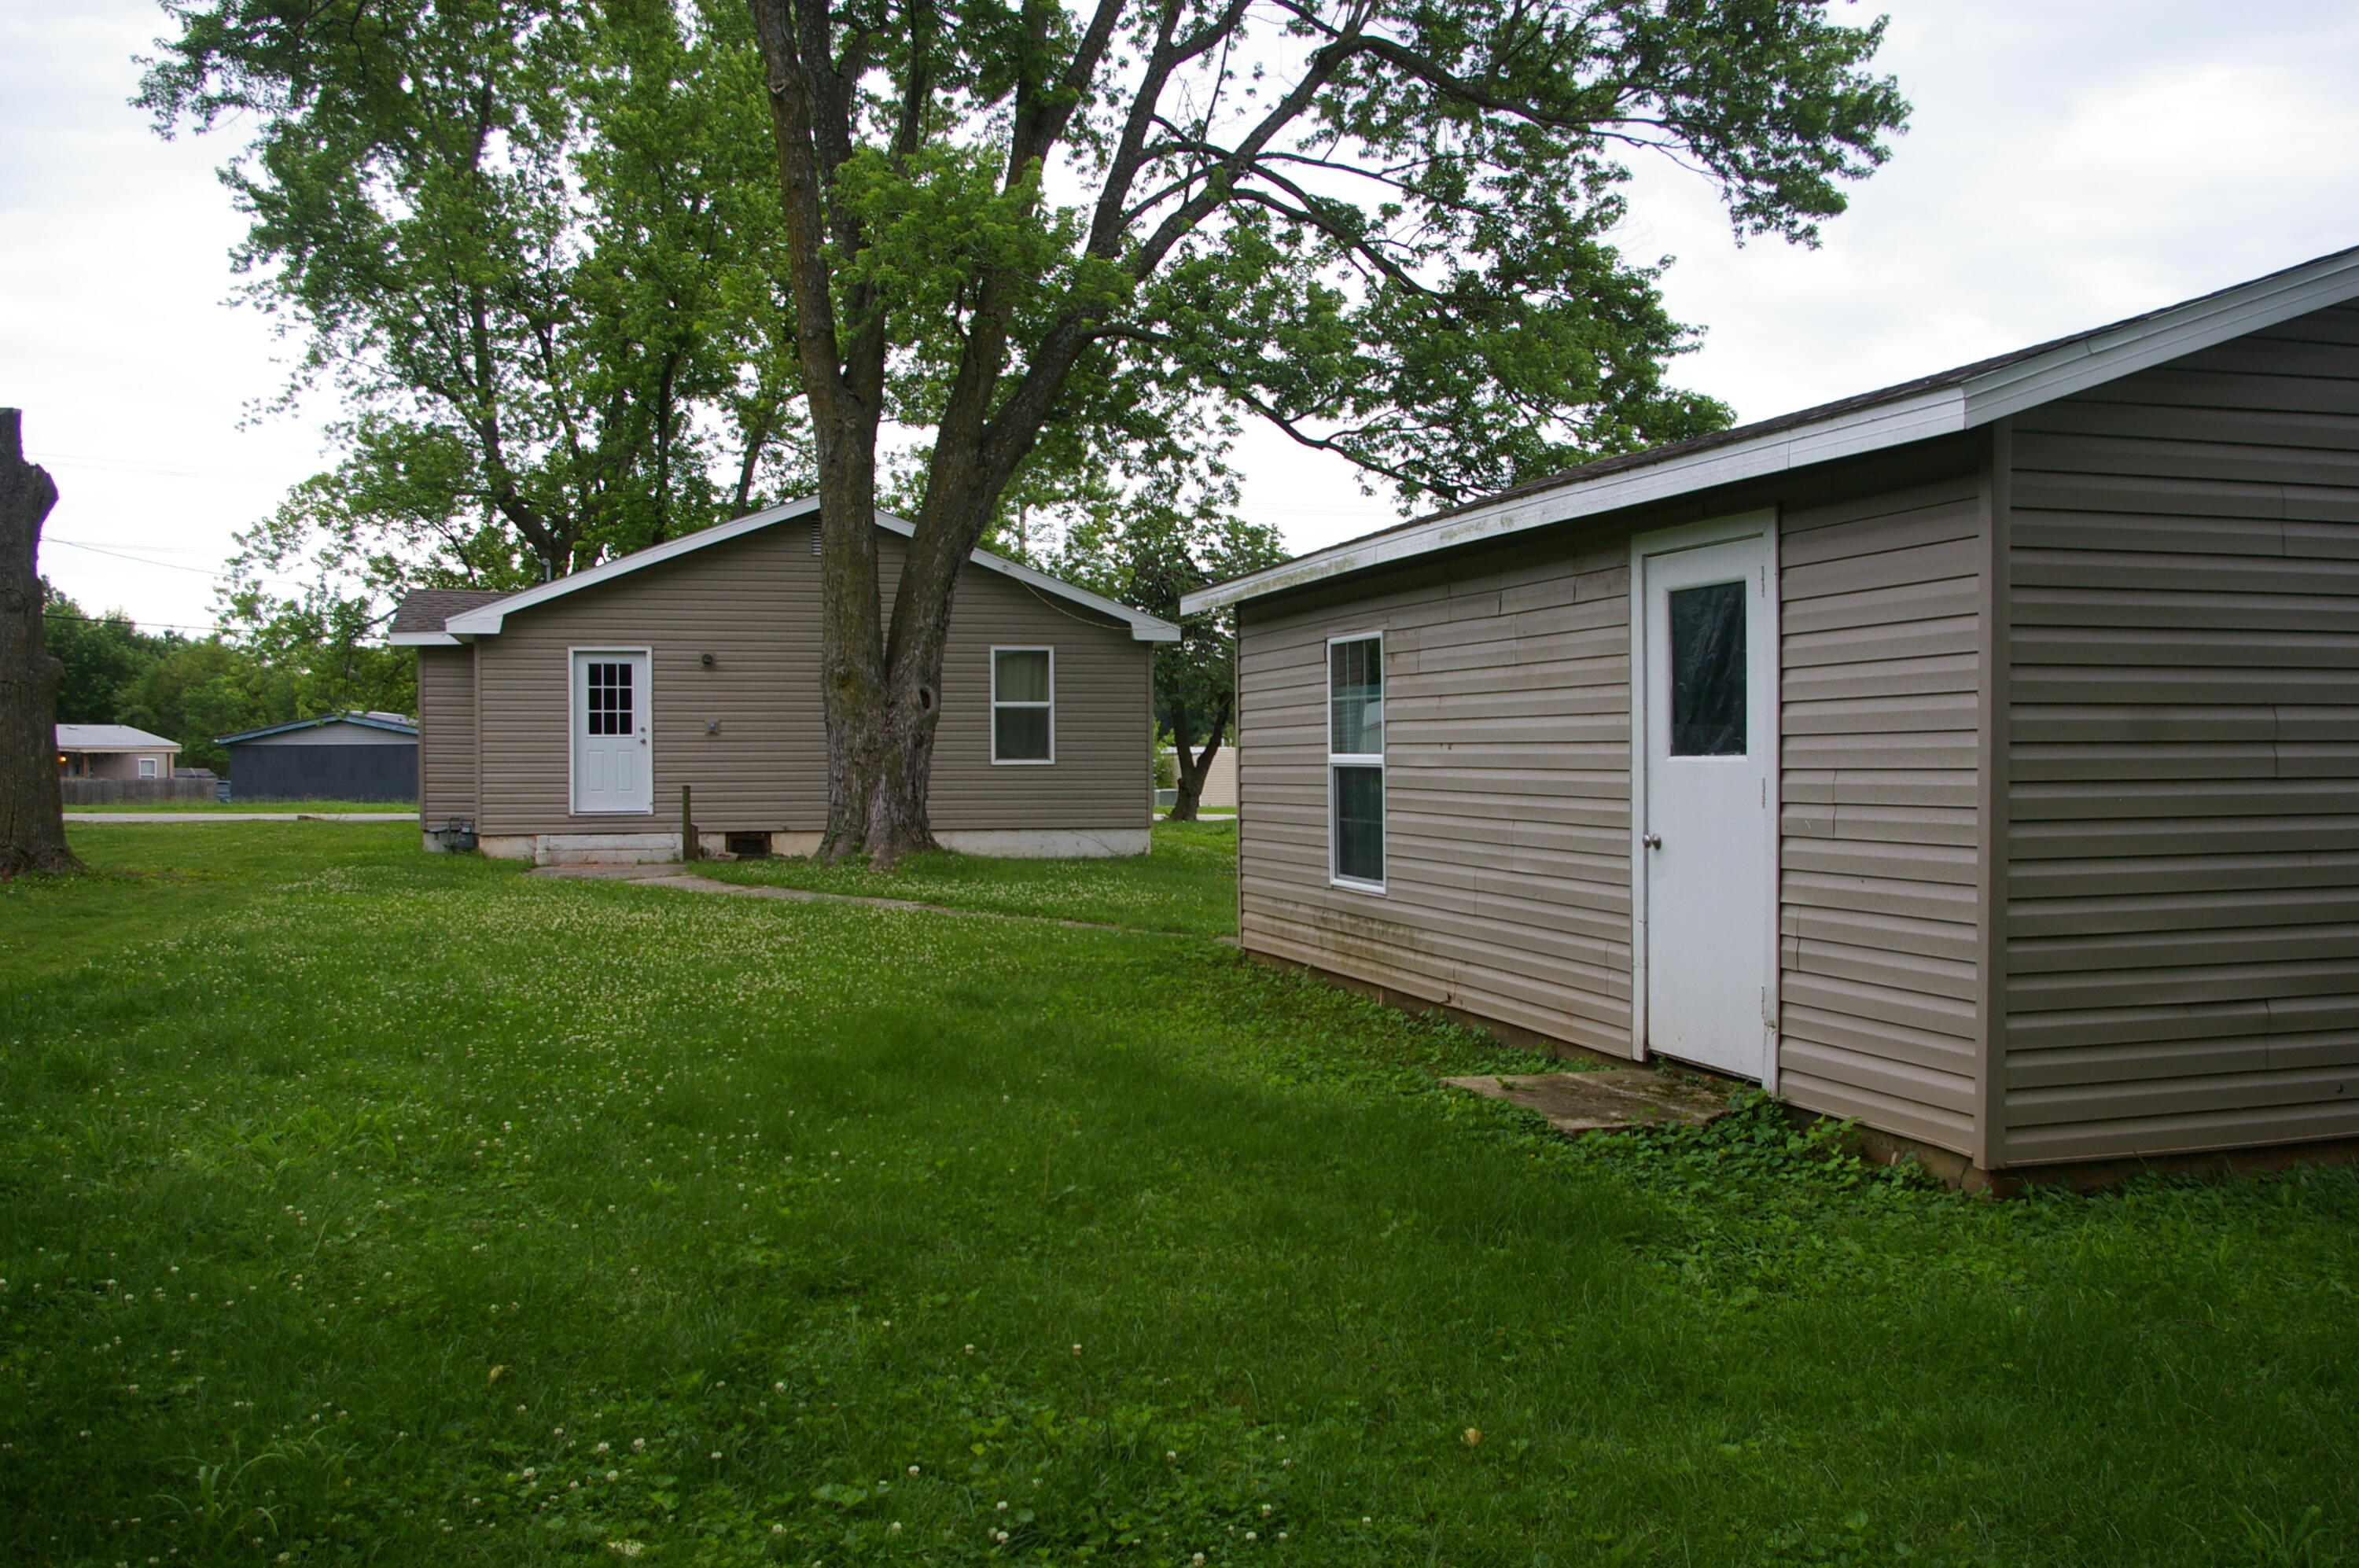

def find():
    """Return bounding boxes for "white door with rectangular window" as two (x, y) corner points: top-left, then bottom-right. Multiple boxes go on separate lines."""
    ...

(1636, 521), (1776, 1080)
(572, 650), (652, 814)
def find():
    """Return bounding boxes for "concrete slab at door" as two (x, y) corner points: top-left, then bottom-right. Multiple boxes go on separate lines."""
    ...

(1635, 519), (1776, 1080)
(572, 650), (653, 815)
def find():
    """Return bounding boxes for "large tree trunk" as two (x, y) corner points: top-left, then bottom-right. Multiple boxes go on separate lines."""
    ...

(0, 409), (79, 878)
(1165, 691), (1234, 823)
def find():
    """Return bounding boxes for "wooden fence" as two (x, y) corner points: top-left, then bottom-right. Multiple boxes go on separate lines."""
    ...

(61, 776), (220, 806)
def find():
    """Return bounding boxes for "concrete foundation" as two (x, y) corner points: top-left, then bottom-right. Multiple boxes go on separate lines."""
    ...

(473, 825), (1150, 867)
(934, 827), (1150, 857)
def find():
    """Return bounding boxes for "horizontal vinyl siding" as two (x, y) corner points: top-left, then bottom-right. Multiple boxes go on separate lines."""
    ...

(1778, 451), (1985, 1155)
(468, 523), (1148, 837)
(416, 646), (477, 826)
(924, 570), (1151, 830)
(2000, 301), (2359, 1164)
(1235, 539), (1640, 1056)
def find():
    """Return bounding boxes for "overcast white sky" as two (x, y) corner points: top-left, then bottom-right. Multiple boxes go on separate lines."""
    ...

(6, 0), (2357, 632)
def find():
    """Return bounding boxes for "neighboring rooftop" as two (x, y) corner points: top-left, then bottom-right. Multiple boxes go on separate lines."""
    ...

(56, 724), (179, 752)
(216, 712), (420, 745)
(388, 588), (509, 636)
(392, 500), (1182, 644)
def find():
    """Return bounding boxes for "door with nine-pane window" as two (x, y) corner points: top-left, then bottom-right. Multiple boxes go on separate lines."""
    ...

(572, 650), (651, 814)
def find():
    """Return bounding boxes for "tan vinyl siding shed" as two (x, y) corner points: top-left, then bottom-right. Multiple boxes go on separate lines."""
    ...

(1185, 245), (2359, 1179)
(392, 502), (1176, 863)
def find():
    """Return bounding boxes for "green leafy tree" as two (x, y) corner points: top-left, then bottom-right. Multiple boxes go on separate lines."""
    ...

(745, 0), (1908, 862)
(140, 0), (809, 612)
(44, 583), (406, 771)
(1057, 503), (1283, 819)
(42, 585), (176, 726)
(115, 642), (276, 775)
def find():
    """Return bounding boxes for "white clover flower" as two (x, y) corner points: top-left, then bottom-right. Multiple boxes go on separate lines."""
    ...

(907, 1464), (920, 1476)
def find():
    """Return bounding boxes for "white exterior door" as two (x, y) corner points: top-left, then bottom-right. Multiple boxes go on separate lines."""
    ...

(572, 650), (652, 814)
(1636, 521), (1776, 1080)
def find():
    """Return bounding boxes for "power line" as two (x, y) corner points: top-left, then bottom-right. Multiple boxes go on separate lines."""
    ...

(46, 538), (226, 576)
(42, 609), (231, 635)
(29, 450), (312, 483)
(45, 537), (315, 591)
(50, 536), (233, 558)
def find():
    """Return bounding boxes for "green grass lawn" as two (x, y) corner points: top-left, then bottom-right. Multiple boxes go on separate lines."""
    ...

(2, 823), (2353, 1567)
(66, 800), (415, 815)
(697, 819), (1238, 936)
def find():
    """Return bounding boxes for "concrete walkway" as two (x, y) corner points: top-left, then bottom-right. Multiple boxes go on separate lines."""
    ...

(64, 812), (416, 823)
(528, 860), (1214, 939)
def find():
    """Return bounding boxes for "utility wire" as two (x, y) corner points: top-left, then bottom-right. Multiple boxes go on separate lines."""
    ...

(42, 609), (233, 635)
(46, 538), (225, 576)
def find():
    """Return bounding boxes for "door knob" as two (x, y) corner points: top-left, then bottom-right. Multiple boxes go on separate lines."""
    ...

(1643, 832), (1662, 849)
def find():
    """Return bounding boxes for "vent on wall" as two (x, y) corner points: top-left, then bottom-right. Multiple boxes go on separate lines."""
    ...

(810, 523), (822, 557)
(725, 831), (771, 859)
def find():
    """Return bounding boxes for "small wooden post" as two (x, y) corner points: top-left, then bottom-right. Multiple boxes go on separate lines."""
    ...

(680, 782), (698, 861)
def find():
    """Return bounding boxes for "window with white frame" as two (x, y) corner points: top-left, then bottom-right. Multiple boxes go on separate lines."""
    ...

(138, 756), (159, 779)
(992, 647), (1054, 763)
(1327, 633), (1384, 888)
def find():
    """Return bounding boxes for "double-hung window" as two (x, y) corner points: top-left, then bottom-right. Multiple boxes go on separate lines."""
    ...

(138, 756), (159, 779)
(1327, 633), (1384, 889)
(992, 647), (1054, 764)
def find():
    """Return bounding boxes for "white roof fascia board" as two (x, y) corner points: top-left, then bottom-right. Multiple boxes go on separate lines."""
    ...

(1182, 385), (1966, 613)
(388, 631), (463, 646)
(1963, 248), (2359, 425)
(870, 513), (1180, 642)
(444, 498), (819, 634)
(440, 496), (1179, 643)
(1184, 247), (2359, 616)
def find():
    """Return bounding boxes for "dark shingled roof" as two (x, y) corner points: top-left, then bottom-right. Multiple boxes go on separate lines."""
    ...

(391, 588), (509, 635)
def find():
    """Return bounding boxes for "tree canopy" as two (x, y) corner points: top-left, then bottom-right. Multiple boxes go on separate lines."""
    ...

(144, 0), (1908, 862)
(746, 0), (1907, 857)
(44, 585), (411, 773)
(142, 0), (808, 602)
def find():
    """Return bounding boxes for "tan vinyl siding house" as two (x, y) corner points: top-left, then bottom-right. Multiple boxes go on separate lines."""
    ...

(1189, 246), (2359, 1180)
(392, 503), (1175, 863)
(55, 724), (182, 782)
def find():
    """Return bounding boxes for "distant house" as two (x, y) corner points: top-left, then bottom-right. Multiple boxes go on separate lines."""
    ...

(1186, 245), (2359, 1183)
(216, 713), (418, 803)
(1159, 746), (1238, 811)
(388, 499), (1179, 864)
(55, 724), (179, 781)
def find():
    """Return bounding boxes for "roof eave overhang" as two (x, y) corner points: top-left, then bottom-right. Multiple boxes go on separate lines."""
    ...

(388, 631), (463, 646)
(436, 499), (1180, 643)
(1182, 385), (1963, 613)
(1183, 244), (2359, 617)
